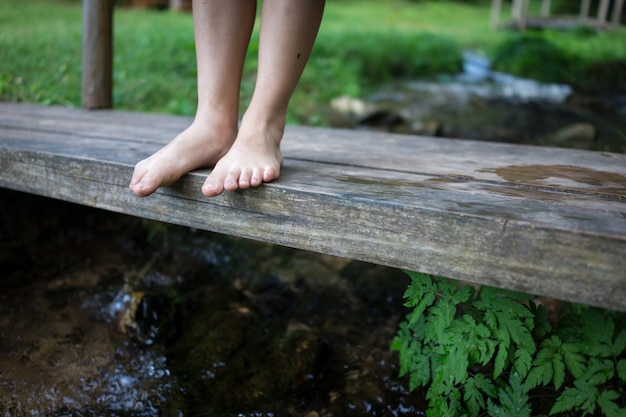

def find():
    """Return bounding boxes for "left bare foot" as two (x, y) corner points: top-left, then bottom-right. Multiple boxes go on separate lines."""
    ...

(201, 116), (284, 197)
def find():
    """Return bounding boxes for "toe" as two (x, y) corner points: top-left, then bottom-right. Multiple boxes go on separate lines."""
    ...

(202, 177), (224, 197)
(224, 168), (241, 192)
(250, 168), (263, 187)
(263, 166), (279, 183)
(129, 162), (147, 190)
(129, 168), (160, 197)
(131, 174), (159, 197)
(238, 168), (253, 189)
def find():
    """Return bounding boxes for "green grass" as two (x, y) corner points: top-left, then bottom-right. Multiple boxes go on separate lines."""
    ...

(1, 0), (625, 125)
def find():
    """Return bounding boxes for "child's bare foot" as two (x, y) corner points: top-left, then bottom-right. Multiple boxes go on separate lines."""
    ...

(201, 116), (284, 197)
(129, 119), (237, 197)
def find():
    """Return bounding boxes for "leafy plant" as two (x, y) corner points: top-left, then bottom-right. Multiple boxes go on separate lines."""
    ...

(491, 33), (580, 85)
(392, 271), (626, 417)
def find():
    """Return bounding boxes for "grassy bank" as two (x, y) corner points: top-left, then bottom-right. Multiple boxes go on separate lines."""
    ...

(1, 0), (625, 124)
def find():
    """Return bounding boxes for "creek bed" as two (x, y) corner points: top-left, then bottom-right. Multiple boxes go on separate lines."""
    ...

(0, 189), (424, 416)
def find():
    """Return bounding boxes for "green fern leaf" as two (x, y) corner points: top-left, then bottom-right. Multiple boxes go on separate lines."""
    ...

(552, 352), (565, 390)
(484, 308), (498, 330)
(424, 297), (456, 343)
(498, 311), (534, 350)
(448, 342), (470, 385)
(617, 359), (626, 382)
(394, 318), (432, 390)
(598, 390), (624, 417)
(526, 334), (573, 391)
(434, 276), (460, 298)
(550, 381), (598, 416)
(581, 310), (614, 358)
(474, 286), (536, 381)
(525, 360), (552, 391)
(561, 341), (585, 379)
(487, 372), (531, 417)
(549, 387), (581, 415)
(493, 344), (508, 379)
(585, 357), (615, 385)
(403, 271), (437, 324)
(452, 284), (473, 305)
(427, 389), (462, 417)
(612, 329), (626, 356)
(460, 316), (495, 366)
(464, 374), (497, 417)
(514, 349), (533, 380)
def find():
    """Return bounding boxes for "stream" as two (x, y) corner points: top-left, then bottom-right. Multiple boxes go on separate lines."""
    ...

(330, 52), (626, 152)
(0, 189), (422, 416)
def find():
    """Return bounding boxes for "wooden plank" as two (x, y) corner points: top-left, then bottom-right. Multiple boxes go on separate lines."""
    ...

(82, 0), (114, 109)
(1, 103), (625, 311)
(2, 104), (625, 198)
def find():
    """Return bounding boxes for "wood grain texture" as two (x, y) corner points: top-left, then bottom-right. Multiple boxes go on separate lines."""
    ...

(1, 103), (625, 310)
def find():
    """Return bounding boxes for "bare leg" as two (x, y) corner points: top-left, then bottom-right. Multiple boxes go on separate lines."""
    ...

(129, 0), (256, 197)
(201, 0), (325, 197)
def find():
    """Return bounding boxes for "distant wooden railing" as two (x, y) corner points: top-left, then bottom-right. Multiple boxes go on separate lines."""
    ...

(491, 0), (625, 29)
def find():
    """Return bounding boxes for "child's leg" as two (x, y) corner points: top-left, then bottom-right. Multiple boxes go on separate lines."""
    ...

(129, 0), (257, 197)
(201, 0), (325, 197)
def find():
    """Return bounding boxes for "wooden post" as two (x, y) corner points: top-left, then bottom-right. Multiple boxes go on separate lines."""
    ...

(512, 0), (523, 20)
(169, 0), (186, 11)
(580, 0), (591, 22)
(598, 0), (610, 24)
(82, 0), (113, 109)
(491, 0), (503, 28)
(612, 0), (625, 26)
(520, 0), (530, 28)
(540, 0), (551, 17)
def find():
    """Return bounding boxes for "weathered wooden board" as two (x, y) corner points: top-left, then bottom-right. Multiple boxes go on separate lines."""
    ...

(1, 103), (625, 311)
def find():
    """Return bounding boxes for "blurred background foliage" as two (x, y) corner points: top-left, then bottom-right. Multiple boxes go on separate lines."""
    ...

(0, 0), (624, 125)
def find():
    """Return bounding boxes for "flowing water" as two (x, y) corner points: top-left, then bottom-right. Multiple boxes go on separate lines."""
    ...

(0, 189), (424, 416)
(333, 52), (626, 153)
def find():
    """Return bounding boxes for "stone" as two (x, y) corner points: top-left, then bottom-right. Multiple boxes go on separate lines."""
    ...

(541, 123), (597, 150)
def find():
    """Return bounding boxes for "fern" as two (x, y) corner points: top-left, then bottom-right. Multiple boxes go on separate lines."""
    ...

(402, 270), (437, 325)
(392, 271), (626, 417)
(525, 335), (578, 390)
(487, 372), (531, 417)
(598, 391), (625, 417)
(474, 286), (536, 379)
(550, 380), (598, 415)
(464, 374), (497, 417)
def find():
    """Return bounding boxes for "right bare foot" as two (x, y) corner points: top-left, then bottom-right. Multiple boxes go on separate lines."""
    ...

(129, 119), (237, 197)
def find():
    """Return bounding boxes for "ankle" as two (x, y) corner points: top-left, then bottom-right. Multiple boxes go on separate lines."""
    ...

(193, 106), (239, 137)
(240, 108), (286, 142)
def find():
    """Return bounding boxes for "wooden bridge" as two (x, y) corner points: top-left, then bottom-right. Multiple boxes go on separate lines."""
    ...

(1, 0), (625, 311)
(1, 102), (625, 312)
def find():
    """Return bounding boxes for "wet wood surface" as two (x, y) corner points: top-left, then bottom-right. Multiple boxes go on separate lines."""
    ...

(1, 102), (625, 311)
